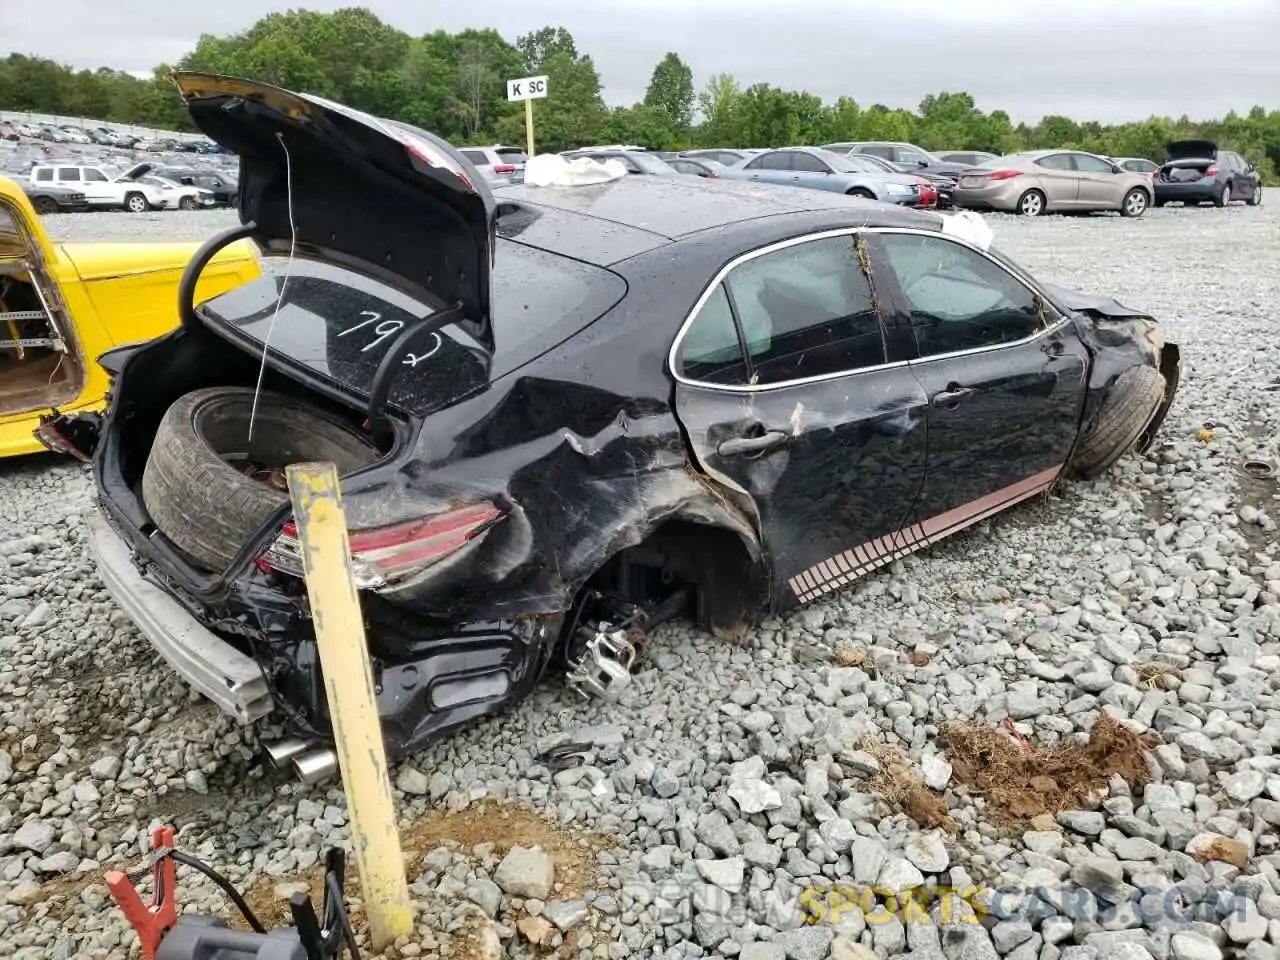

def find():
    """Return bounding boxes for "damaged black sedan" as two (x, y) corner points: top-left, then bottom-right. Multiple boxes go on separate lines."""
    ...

(54, 74), (1180, 777)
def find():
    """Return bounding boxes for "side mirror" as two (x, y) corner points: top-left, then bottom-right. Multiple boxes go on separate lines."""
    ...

(917, 159), (929, 168)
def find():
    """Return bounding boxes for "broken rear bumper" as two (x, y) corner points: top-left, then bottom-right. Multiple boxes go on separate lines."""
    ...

(89, 509), (560, 758)
(88, 513), (274, 723)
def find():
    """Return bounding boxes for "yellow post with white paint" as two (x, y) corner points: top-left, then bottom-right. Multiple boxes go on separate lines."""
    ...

(285, 462), (413, 950)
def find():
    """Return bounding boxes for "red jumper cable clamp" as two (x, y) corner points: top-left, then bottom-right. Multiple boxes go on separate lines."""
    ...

(104, 826), (179, 960)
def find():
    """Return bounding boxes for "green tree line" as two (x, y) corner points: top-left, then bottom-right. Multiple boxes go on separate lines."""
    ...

(3, 8), (1277, 182)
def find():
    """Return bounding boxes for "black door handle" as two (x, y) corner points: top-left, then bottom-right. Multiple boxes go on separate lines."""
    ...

(717, 431), (789, 457)
(931, 386), (974, 409)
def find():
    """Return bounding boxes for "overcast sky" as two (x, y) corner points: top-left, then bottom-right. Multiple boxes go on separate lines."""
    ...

(2, 0), (1277, 124)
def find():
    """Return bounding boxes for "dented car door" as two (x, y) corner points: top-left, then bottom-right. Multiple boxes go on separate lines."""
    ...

(872, 229), (1089, 539)
(670, 231), (929, 610)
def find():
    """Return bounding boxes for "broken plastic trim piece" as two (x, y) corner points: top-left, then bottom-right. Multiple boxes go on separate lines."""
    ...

(565, 623), (636, 700)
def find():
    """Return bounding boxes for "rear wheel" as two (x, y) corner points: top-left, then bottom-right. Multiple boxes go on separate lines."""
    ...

(124, 192), (149, 214)
(1016, 189), (1046, 216)
(1214, 183), (1231, 207)
(846, 188), (875, 200)
(1120, 188), (1149, 218)
(1247, 184), (1263, 206)
(1070, 365), (1167, 479)
(141, 387), (379, 571)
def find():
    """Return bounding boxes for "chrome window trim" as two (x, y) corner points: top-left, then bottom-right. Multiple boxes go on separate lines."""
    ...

(668, 224), (1064, 395)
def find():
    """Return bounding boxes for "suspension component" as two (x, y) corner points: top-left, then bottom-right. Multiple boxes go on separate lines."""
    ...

(565, 621), (637, 700)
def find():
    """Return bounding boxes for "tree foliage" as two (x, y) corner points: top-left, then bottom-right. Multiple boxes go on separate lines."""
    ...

(1, 8), (1277, 180)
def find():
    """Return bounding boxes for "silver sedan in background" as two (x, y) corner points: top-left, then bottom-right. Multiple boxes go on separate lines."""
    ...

(952, 150), (1154, 217)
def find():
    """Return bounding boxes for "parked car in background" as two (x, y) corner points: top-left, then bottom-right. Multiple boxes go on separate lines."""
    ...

(0, 123), (18, 142)
(458, 144), (528, 182)
(935, 151), (999, 166)
(59, 126), (91, 145)
(825, 142), (972, 208)
(29, 162), (172, 212)
(561, 148), (678, 175)
(721, 147), (934, 208)
(681, 148), (760, 166)
(59, 74), (1180, 770)
(953, 151), (1153, 217)
(38, 126), (69, 143)
(847, 152), (943, 207)
(14, 123), (41, 139)
(1154, 140), (1262, 208)
(667, 157), (725, 178)
(157, 166), (238, 206)
(1111, 157), (1158, 177)
(20, 179), (90, 214)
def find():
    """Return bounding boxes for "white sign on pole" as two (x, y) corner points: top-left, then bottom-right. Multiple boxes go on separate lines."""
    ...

(506, 75), (549, 102)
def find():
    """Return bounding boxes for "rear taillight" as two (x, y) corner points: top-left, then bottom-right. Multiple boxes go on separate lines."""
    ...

(259, 502), (503, 589)
(493, 164), (517, 174)
(983, 169), (1024, 181)
(1203, 166), (1218, 178)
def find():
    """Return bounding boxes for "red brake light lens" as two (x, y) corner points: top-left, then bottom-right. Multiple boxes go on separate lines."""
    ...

(493, 164), (517, 174)
(1203, 166), (1218, 178)
(261, 502), (503, 589)
(984, 169), (1024, 181)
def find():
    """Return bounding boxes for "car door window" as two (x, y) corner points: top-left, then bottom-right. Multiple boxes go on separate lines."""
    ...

(1034, 154), (1074, 171)
(83, 169), (109, 182)
(860, 145), (895, 160)
(1072, 154), (1115, 173)
(727, 235), (886, 384)
(790, 152), (829, 173)
(878, 233), (1045, 358)
(57, 168), (80, 182)
(677, 284), (748, 385)
(897, 146), (932, 166)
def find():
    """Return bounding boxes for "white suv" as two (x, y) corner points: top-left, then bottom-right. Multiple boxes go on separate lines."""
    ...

(28, 163), (170, 213)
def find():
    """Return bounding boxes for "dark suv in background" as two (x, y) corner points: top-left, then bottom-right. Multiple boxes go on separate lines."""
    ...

(1154, 140), (1263, 207)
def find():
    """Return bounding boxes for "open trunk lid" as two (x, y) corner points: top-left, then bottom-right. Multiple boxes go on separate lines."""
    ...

(1165, 139), (1217, 162)
(172, 72), (496, 343)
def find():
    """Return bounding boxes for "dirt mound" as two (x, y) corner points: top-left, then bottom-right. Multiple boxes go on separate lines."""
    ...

(937, 712), (1155, 825)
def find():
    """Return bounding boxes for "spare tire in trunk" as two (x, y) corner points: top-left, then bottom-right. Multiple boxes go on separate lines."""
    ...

(141, 387), (379, 571)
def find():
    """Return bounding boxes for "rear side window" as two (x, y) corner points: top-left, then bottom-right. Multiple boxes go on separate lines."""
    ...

(35, 168), (53, 182)
(677, 285), (745, 385)
(678, 235), (888, 387)
(1072, 154), (1114, 173)
(859, 145), (896, 160)
(461, 150), (489, 165)
(57, 168), (79, 182)
(1035, 154), (1073, 171)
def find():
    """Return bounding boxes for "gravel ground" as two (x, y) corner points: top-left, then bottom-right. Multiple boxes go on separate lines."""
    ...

(5, 196), (1280, 960)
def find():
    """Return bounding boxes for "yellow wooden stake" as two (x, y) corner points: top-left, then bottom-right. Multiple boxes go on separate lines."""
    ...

(286, 462), (413, 951)
(524, 96), (535, 158)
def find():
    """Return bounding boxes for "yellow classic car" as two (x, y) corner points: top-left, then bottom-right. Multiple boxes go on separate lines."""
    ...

(0, 174), (260, 458)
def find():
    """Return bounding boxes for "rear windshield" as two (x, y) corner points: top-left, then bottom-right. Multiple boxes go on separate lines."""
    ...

(198, 239), (627, 417)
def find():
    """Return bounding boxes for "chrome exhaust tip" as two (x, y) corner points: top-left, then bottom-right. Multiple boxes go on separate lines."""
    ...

(293, 748), (339, 786)
(264, 738), (312, 768)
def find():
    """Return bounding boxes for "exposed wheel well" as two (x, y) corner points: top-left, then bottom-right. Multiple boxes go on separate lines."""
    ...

(586, 518), (764, 639)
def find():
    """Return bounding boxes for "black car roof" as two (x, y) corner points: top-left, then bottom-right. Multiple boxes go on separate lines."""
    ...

(494, 176), (939, 265)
